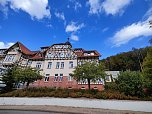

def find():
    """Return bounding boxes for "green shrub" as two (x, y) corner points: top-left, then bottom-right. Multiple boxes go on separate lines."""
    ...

(104, 82), (118, 91)
(0, 87), (151, 101)
(116, 71), (144, 97)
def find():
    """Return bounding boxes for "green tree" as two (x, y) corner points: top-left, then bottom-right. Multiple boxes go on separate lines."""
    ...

(116, 71), (144, 97)
(70, 62), (105, 90)
(2, 66), (43, 89)
(2, 67), (16, 91)
(142, 48), (152, 81)
(101, 47), (151, 71)
(14, 67), (43, 88)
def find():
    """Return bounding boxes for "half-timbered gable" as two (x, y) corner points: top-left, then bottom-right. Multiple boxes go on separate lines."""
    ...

(43, 41), (77, 78)
(45, 42), (77, 60)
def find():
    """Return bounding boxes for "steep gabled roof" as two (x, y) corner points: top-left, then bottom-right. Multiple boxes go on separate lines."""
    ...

(6, 42), (33, 55)
(29, 51), (44, 60)
(74, 49), (101, 57)
(18, 42), (33, 55)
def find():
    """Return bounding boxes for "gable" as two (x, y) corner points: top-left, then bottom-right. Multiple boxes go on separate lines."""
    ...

(6, 42), (33, 55)
(46, 44), (77, 60)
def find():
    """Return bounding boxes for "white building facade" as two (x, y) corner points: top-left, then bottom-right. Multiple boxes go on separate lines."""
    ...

(0, 41), (104, 90)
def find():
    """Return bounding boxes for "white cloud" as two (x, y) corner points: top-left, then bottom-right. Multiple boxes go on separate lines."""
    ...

(0, 0), (9, 16)
(87, 0), (102, 14)
(65, 22), (84, 33)
(111, 7), (152, 47)
(0, 0), (51, 20)
(55, 12), (65, 21)
(111, 19), (152, 47)
(0, 0), (7, 6)
(0, 42), (14, 48)
(87, 0), (132, 15)
(102, 0), (132, 16)
(70, 34), (79, 41)
(74, 2), (82, 11)
(143, 7), (152, 20)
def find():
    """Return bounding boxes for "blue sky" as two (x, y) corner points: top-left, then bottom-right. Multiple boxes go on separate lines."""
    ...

(0, 0), (152, 59)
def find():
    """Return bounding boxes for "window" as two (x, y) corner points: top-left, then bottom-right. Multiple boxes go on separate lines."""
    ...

(4, 55), (15, 61)
(69, 61), (73, 68)
(68, 87), (72, 89)
(56, 62), (60, 69)
(54, 74), (58, 81)
(68, 74), (73, 81)
(36, 63), (42, 69)
(98, 78), (103, 84)
(44, 74), (49, 82)
(81, 87), (85, 90)
(59, 74), (63, 81)
(91, 52), (94, 55)
(105, 76), (111, 82)
(47, 62), (52, 69)
(27, 61), (32, 65)
(94, 87), (98, 90)
(60, 62), (64, 69)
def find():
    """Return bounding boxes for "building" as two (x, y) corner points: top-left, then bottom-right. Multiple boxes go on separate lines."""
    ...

(105, 71), (120, 82)
(0, 40), (104, 90)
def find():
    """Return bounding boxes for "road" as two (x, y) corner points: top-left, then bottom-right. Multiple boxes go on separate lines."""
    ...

(0, 110), (71, 114)
(0, 105), (151, 114)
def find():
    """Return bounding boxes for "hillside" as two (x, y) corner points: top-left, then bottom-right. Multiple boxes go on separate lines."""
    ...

(101, 46), (152, 71)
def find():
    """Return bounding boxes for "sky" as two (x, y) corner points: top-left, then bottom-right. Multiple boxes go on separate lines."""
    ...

(0, 0), (152, 59)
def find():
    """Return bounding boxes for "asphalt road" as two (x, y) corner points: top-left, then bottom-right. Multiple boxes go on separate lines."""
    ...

(0, 110), (71, 114)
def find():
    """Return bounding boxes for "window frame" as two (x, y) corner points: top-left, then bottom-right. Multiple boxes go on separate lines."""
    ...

(36, 62), (42, 69)
(44, 74), (50, 82)
(56, 62), (60, 69)
(59, 73), (63, 82)
(54, 74), (58, 82)
(68, 74), (73, 81)
(47, 62), (52, 69)
(69, 61), (73, 69)
(60, 62), (64, 69)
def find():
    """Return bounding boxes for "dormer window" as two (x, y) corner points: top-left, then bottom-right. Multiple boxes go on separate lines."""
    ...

(36, 62), (42, 69)
(84, 53), (88, 56)
(91, 52), (94, 55)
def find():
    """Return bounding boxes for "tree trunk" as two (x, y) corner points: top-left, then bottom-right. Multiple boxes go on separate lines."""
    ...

(87, 79), (91, 90)
(26, 81), (30, 89)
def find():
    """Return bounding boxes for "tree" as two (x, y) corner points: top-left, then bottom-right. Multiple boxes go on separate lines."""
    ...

(14, 67), (43, 88)
(132, 47), (143, 71)
(116, 71), (144, 97)
(101, 46), (151, 71)
(70, 62), (105, 90)
(2, 66), (43, 90)
(2, 67), (16, 91)
(142, 48), (152, 81)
